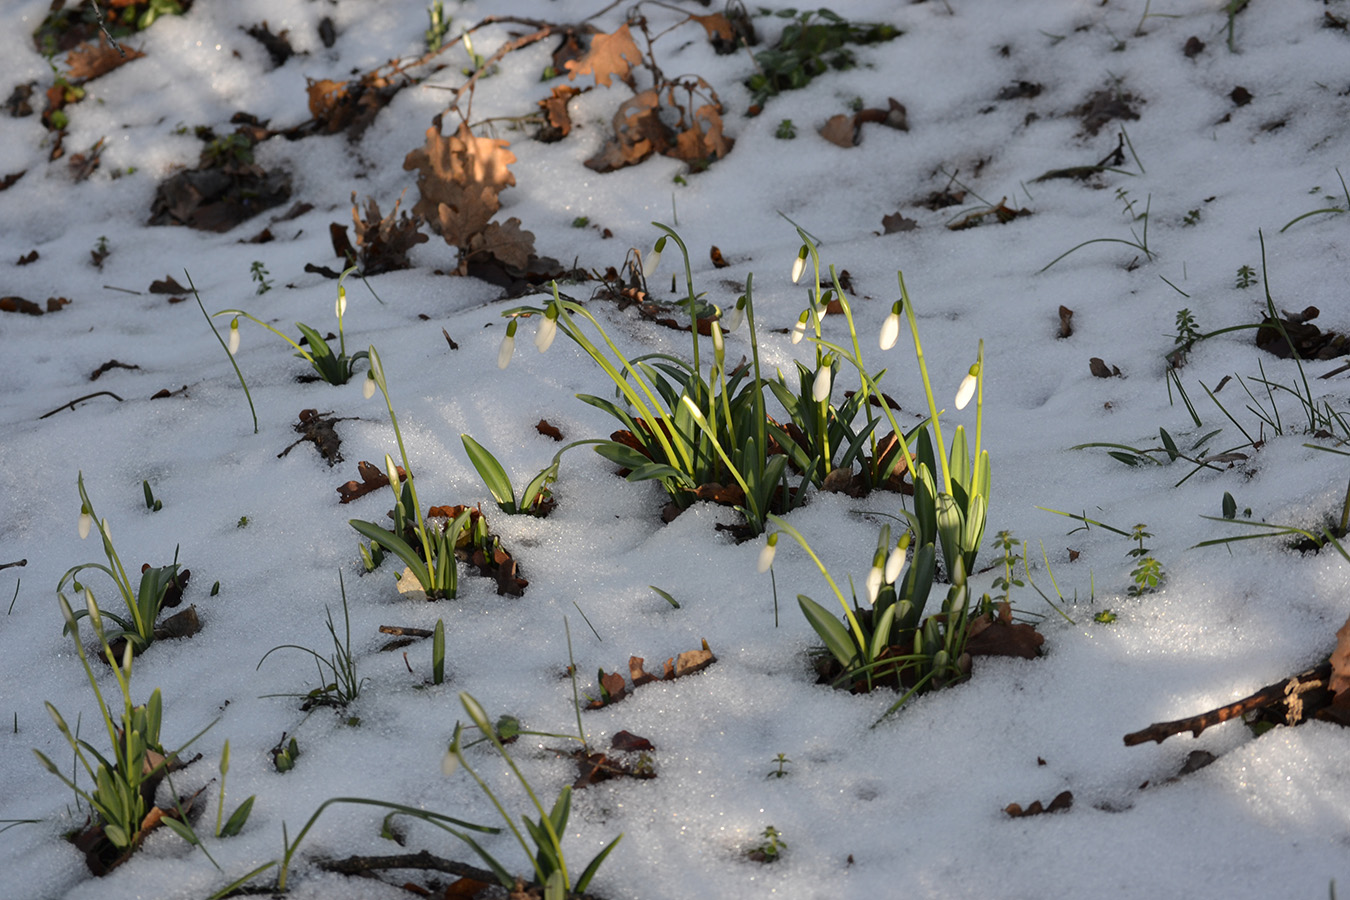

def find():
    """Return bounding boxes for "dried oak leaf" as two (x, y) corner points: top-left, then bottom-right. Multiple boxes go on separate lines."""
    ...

(337, 460), (406, 504)
(669, 104), (735, 167)
(148, 275), (188, 294)
(881, 212), (917, 234)
(1058, 305), (1074, 338)
(466, 218), (536, 270)
(536, 84), (583, 142)
(306, 68), (408, 139)
(1089, 357), (1121, 378)
(404, 121), (518, 253)
(1328, 614), (1350, 697)
(586, 90), (670, 173)
(536, 419), (564, 441)
(966, 601), (1044, 659)
(1074, 88), (1140, 136)
(67, 36), (145, 82)
(350, 192), (427, 275)
(611, 730), (655, 752)
(277, 408), (345, 466)
(629, 656), (658, 687)
(565, 25), (642, 89)
(1005, 790), (1072, 817)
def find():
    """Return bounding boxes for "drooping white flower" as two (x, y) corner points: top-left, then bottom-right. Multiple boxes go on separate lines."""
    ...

(335, 285), (347, 319)
(791, 247), (808, 284)
(642, 236), (666, 279)
(725, 298), (745, 333)
(879, 301), (902, 350)
(812, 362), (831, 403)
(711, 321), (724, 357)
(791, 311), (809, 345)
(58, 593), (76, 629)
(884, 535), (909, 584)
(955, 361), (980, 410)
(535, 307), (557, 353)
(78, 508), (92, 540)
(441, 748), (460, 777)
(757, 532), (779, 573)
(864, 565), (884, 605)
(84, 588), (101, 633)
(363, 371), (377, 400)
(498, 319), (518, 369)
(227, 317), (241, 355)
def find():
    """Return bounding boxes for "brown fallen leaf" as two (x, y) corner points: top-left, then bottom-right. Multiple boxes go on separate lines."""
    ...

(149, 275), (188, 294)
(1089, 358), (1121, 378)
(1004, 790), (1073, 818)
(710, 245), (730, 268)
(350, 192), (426, 275)
(585, 89), (669, 172)
(1329, 614), (1350, 697)
(536, 84), (583, 142)
(881, 212), (917, 234)
(0, 296), (43, 315)
(1058, 305), (1074, 338)
(611, 730), (654, 752)
(337, 460), (406, 504)
(66, 35), (145, 82)
(277, 409), (346, 466)
(819, 114), (857, 148)
(966, 602), (1045, 659)
(536, 419), (564, 441)
(565, 24), (642, 89)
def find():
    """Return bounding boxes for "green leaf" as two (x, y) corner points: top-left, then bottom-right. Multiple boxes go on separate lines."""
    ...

(461, 434), (517, 513)
(160, 815), (199, 845)
(592, 441), (655, 472)
(1159, 427), (1180, 462)
(867, 602), (896, 662)
(348, 520), (429, 587)
(797, 594), (858, 670)
(575, 834), (623, 893)
(1222, 491), (1237, 519)
(220, 796), (255, 837)
(649, 586), (680, 608)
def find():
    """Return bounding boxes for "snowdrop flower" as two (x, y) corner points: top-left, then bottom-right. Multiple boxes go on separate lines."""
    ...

(363, 371), (377, 399)
(441, 748), (460, 777)
(812, 360), (832, 403)
(791, 246), (808, 283)
(864, 564), (884, 605)
(535, 305), (558, 353)
(791, 311), (809, 345)
(879, 301), (902, 350)
(121, 640), (134, 675)
(335, 285), (347, 319)
(757, 532), (779, 573)
(725, 297), (745, 333)
(385, 453), (400, 494)
(642, 236), (666, 279)
(884, 534), (910, 584)
(58, 592), (76, 629)
(711, 321), (724, 359)
(498, 319), (518, 369)
(955, 361), (980, 410)
(84, 588), (102, 633)
(227, 317), (241, 355)
(78, 506), (92, 540)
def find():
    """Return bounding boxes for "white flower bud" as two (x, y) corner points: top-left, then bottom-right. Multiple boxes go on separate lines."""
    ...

(812, 363), (831, 403)
(884, 535), (909, 584)
(642, 237), (665, 279)
(385, 453), (400, 493)
(757, 533), (779, 573)
(227, 318), (240, 355)
(121, 640), (134, 674)
(864, 565), (884, 605)
(535, 308), (557, 353)
(791, 247), (808, 284)
(879, 302), (902, 351)
(84, 588), (102, 633)
(791, 312), (808, 345)
(441, 748), (460, 777)
(363, 372), (377, 400)
(955, 362), (980, 410)
(58, 593), (76, 629)
(498, 319), (518, 369)
(711, 321), (724, 358)
(335, 286), (347, 319)
(725, 299), (745, 333)
(99, 518), (111, 542)
(78, 509), (92, 540)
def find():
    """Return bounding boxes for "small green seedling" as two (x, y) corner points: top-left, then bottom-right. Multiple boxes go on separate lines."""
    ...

(748, 825), (786, 862)
(257, 572), (365, 709)
(571, 216), (590, 228)
(142, 480), (162, 512)
(1094, 609), (1118, 624)
(271, 734), (301, 773)
(249, 261), (272, 295)
(425, 0), (449, 52)
(460, 433), (565, 516)
(1235, 264), (1257, 288)
(1126, 524), (1164, 595)
(775, 119), (797, 139)
(215, 740), (255, 838)
(432, 618), (445, 685)
(767, 753), (791, 779)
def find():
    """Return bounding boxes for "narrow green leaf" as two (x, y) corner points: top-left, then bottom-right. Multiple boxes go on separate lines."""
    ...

(220, 796), (255, 837)
(797, 595), (858, 670)
(461, 434), (517, 512)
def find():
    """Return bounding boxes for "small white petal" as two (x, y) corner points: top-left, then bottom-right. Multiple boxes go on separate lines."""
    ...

(725, 303), (744, 333)
(363, 374), (377, 399)
(864, 566), (884, 605)
(441, 749), (460, 777)
(955, 370), (978, 410)
(227, 320), (240, 355)
(497, 333), (515, 369)
(791, 317), (807, 345)
(879, 312), (900, 351)
(78, 512), (92, 540)
(335, 287), (347, 318)
(812, 365), (831, 403)
(385, 454), (400, 492)
(884, 542), (907, 584)
(58, 593), (76, 628)
(641, 248), (662, 279)
(757, 538), (777, 574)
(535, 315), (557, 353)
(791, 254), (806, 284)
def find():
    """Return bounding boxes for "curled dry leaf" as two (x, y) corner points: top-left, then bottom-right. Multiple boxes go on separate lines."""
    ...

(536, 84), (583, 142)
(565, 24), (642, 89)
(965, 601), (1045, 660)
(881, 212), (917, 234)
(1089, 358), (1121, 378)
(1004, 790), (1072, 818)
(536, 419), (564, 441)
(337, 460), (406, 504)
(66, 36), (145, 82)
(1058, 305), (1074, 338)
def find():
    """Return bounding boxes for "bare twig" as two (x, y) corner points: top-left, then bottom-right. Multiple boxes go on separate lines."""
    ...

(38, 391), (124, 419)
(316, 850), (498, 883)
(378, 625), (435, 638)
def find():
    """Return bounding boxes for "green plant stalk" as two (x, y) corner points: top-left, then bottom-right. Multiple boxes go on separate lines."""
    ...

(898, 272), (952, 495)
(766, 515), (868, 655)
(189, 271), (257, 433)
(652, 223), (703, 383)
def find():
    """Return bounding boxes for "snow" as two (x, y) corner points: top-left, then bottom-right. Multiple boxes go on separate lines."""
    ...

(3, 0), (1350, 897)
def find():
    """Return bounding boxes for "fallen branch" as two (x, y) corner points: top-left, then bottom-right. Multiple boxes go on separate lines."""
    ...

(378, 625), (435, 638)
(39, 391), (124, 419)
(316, 849), (498, 883)
(0, 559), (25, 571)
(1124, 661), (1332, 746)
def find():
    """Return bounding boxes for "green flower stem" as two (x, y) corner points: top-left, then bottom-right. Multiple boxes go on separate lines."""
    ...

(766, 515), (868, 654)
(898, 271), (952, 496)
(367, 346), (436, 580)
(973, 338), (985, 462)
(74, 474), (143, 639)
(213, 310), (319, 369)
(807, 336), (918, 483)
(652, 223), (702, 382)
(446, 725), (546, 886)
(189, 271), (257, 434)
(827, 264), (880, 462)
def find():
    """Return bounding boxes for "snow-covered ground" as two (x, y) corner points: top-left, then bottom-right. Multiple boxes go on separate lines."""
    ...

(3, 1), (1350, 897)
